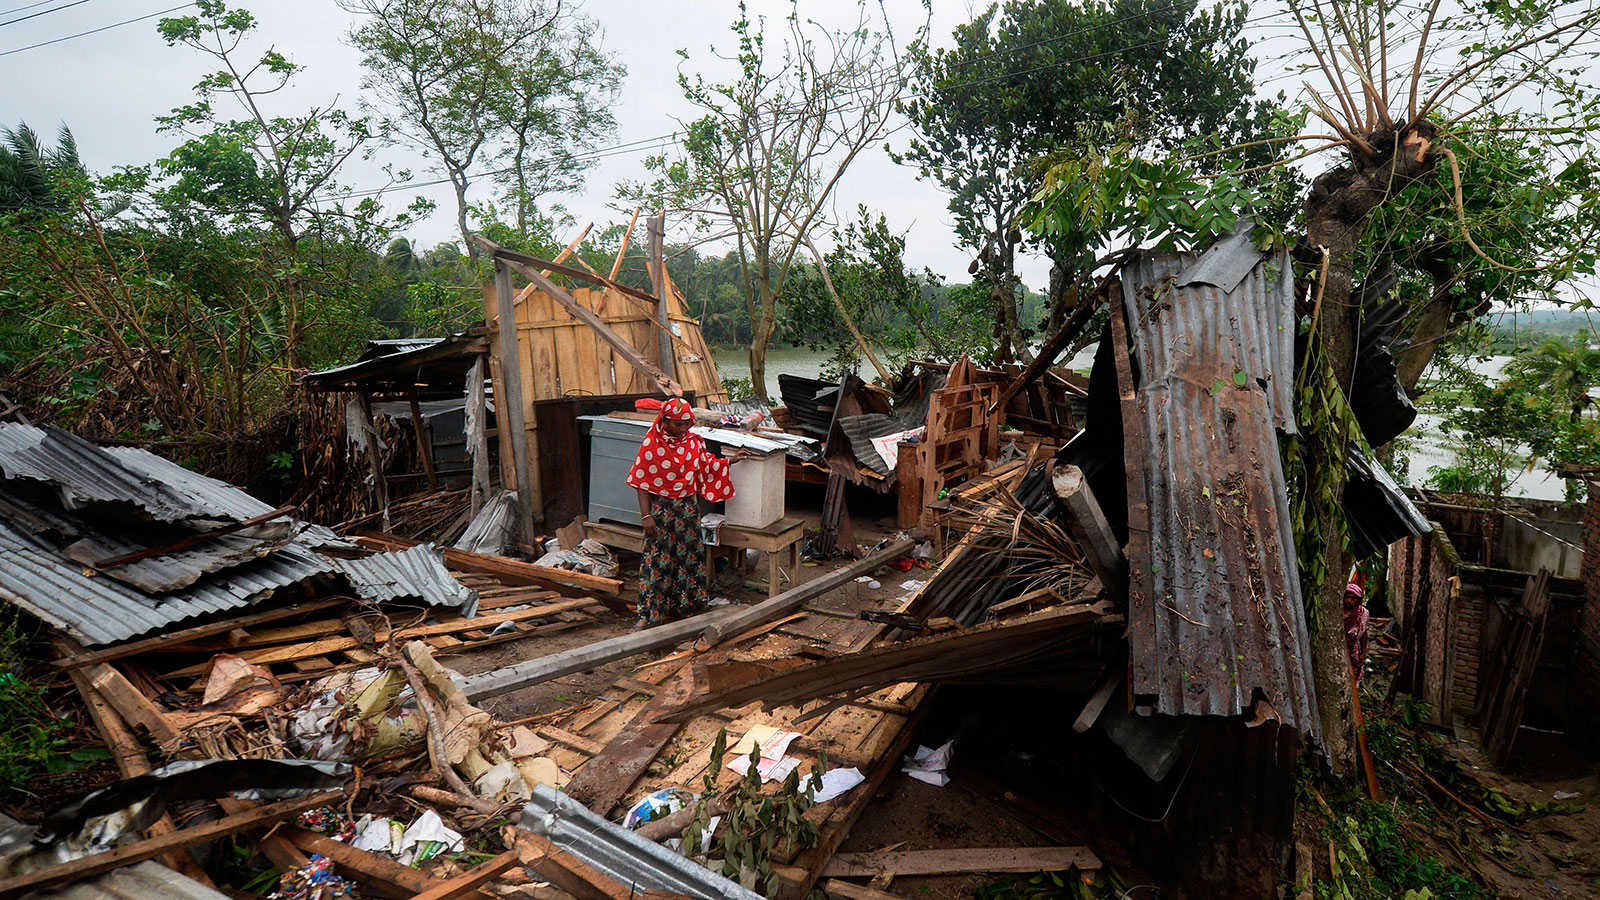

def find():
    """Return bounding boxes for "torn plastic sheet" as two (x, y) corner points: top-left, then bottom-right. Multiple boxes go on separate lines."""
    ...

(7, 759), (349, 872)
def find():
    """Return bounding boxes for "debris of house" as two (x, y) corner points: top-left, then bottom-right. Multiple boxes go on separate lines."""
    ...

(4, 218), (1546, 900)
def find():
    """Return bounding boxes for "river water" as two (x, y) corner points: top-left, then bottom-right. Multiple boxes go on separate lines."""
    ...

(711, 348), (1564, 501)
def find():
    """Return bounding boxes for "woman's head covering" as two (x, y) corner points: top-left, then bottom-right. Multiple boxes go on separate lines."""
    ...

(1345, 583), (1364, 601)
(626, 398), (734, 501)
(636, 397), (695, 423)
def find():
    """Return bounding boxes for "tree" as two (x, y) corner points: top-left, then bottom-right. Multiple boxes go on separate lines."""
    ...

(782, 207), (927, 381)
(156, 0), (378, 370)
(630, 3), (924, 402)
(0, 122), (83, 214)
(343, 0), (622, 255)
(1504, 336), (1600, 422)
(897, 0), (1282, 361)
(1278, 0), (1600, 769)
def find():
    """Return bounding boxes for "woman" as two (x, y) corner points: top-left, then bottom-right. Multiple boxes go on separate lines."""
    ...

(626, 398), (751, 626)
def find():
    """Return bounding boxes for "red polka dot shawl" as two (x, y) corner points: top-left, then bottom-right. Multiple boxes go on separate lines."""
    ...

(625, 398), (735, 501)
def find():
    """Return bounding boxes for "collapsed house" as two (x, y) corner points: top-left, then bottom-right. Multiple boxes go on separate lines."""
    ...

(1, 223), (1459, 900)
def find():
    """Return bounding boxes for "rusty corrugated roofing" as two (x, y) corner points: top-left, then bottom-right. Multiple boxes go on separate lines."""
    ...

(1118, 230), (1320, 738)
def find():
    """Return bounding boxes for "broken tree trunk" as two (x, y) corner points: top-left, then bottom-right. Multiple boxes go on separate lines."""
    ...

(1301, 119), (1440, 772)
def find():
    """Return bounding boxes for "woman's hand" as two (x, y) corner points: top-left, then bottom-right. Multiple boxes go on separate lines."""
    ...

(727, 448), (755, 464)
(641, 513), (658, 539)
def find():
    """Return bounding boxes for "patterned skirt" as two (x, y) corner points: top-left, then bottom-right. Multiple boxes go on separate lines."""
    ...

(637, 494), (708, 625)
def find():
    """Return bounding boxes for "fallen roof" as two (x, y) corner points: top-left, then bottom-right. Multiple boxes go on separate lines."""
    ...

(0, 425), (217, 523)
(302, 328), (490, 399)
(1118, 230), (1321, 738)
(0, 519), (334, 646)
(0, 424), (476, 645)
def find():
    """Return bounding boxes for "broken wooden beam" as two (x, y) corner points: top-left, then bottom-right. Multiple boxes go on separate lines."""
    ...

(1050, 463), (1126, 597)
(53, 598), (347, 669)
(695, 538), (916, 646)
(459, 540), (915, 702)
(824, 880), (911, 900)
(467, 234), (682, 397)
(819, 847), (1102, 878)
(355, 532), (621, 597)
(0, 792), (341, 896)
(411, 849), (521, 900)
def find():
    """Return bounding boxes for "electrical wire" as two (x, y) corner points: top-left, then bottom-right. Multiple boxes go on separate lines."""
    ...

(0, 2), (191, 57)
(0, 0), (96, 29)
(0, 0), (58, 19)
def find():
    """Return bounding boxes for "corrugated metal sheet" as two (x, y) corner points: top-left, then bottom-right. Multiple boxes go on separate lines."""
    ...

(0, 425), (213, 522)
(0, 520), (335, 646)
(838, 413), (914, 476)
(1119, 233), (1321, 738)
(60, 529), (292, 592)
(0, 813), (231, 900)
(102, 447), (350, 549)
(777, 374), (837, 436)
(1344, 447), (1432, 558)
(334, 543), (479, 617)
(520, 785), (764, 900)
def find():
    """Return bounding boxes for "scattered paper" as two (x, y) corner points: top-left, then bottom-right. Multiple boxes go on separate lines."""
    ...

(728, 753), (802, 783)
(901, 579), (925, 592)
(810, 766), (865, 803)
(902, 740), (954, 788)
(396, 809), (463, 866)
(728, 724), (803, 760)
(350, 815), (394, 854)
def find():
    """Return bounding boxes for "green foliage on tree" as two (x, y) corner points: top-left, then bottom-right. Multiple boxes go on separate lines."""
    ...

(0, 122), (84, 215)
(342, 0), (623, 254)
(898, 0), (1285, 359)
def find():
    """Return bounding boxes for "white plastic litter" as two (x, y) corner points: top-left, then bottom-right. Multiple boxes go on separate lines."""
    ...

(350, 815), (396, 854)
(902, 740), (954, 787)
(476, 760), (533, 803)
(1555, 790), (1581, 800)
(810, 766), (866, 803)
(396, 809), (464, 866)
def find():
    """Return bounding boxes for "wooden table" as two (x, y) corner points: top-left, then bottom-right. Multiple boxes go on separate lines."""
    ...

(707, 517), (805, 598)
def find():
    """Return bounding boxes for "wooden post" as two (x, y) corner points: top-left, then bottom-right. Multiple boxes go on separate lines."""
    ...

(495, 261), (541, 539)
(1050, 463), (1127, 597)
(408, 391), (439, 490)
(354, 390), (391, 531)
(647, 212), (676, 381)
(466, 355), (491, 515)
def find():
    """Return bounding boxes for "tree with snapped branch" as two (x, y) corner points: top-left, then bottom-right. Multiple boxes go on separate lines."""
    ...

(628, 2), (925, 402)
(342, 0), (622, 256)
(1018, 0), (1600, 773)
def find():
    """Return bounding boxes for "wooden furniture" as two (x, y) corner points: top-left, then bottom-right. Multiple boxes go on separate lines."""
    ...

(707, 517), (805, 599)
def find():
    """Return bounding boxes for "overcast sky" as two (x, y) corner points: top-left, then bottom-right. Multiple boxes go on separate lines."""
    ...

(0, 0), (1317, 290)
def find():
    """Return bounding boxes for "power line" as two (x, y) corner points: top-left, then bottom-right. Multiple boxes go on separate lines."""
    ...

(0, 2), (191, 57)
(0, 0), (57, 18)
(0, 0), (96, 29)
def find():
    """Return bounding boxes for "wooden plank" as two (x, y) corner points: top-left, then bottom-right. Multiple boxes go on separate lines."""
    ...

(409, 392), (439, 489)
(824, 880), (911, 900)
(820, 847), (1101, 878)
(560, 663), (696, 816)
(355, 532), (621, 596)
(283, 827), (453, 899)
(62, 659), (212, 882)
(470, 237), (681, 398)
(467, 355), (492, 515)
(504, 827), (690, 900)
(53, 598), (345, 668)
(92, 505), (297, 570)
(411, 849), (520, 900)
(459, 541), (912, 702)
(161, 598), (597, 677)
(537, 725), (607, 756)
(86, 662), (179, 746)
(0, 793), (340, 896)
(494, 260), (540, 535)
